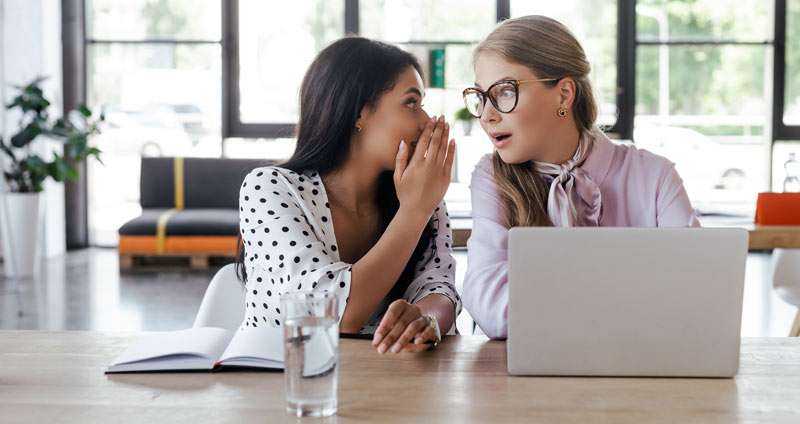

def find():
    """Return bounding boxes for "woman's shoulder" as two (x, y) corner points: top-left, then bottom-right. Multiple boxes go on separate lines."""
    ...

(241, 166), (320, 191)
(602, 135), (674, 168)
(601, 137), (677, 182)
(472, 154), (496, 180)
(239, 166), (324, 212)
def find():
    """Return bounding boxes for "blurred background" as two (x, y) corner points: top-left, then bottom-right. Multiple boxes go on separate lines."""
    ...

(70, 0), (800, 244)
(1, 0), (799, 337)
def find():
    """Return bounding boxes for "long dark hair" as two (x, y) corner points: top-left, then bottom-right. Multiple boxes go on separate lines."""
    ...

(236, 37), (434, 304)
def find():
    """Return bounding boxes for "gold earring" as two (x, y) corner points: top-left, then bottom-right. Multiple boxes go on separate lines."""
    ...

(557, 107), (568, 118)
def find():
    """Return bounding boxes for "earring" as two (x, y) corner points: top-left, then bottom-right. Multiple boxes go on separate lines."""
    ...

(557, 107), (568, 118)
(356, 125), (362, 132)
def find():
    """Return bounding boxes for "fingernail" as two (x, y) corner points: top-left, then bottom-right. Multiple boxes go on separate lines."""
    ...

(391, 344), (401, 353)
(373, 333), (383, 346)
(377, 344), (387, 354)
(398, 140), (405, 151)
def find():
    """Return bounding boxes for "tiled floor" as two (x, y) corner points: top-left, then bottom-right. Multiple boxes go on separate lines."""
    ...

(0, 248), (797, 336)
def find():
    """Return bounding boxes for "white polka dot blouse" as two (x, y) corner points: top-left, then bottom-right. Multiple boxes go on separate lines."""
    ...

(238, 166), (462, 334)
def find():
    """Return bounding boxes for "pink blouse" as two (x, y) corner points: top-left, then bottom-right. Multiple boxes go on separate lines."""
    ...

(462, 131), (701, 339)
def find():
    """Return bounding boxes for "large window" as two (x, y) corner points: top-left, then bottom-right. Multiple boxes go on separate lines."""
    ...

(358, 0), (499, 216)
(86, 0), (222, 245)
(222, 0), (345, 162)
(633, 0), (773, 216)
(511, 1), (619, 128)
(81, 0), (800, 245)
(776, 0), (800, 190)
(785, 0), (800, 126)
(237, 1), (343, 125)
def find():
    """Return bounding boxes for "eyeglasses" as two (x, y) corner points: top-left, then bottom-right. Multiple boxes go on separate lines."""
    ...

(462, 78), (559, 118)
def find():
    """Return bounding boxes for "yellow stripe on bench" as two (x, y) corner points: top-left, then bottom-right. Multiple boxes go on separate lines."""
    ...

(174, 157), (185, 210)
(154, 157), (186, 254)
(155, 209), (180, 254)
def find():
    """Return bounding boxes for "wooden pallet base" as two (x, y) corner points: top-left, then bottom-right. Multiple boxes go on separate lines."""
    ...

(119, 253), (235, 271)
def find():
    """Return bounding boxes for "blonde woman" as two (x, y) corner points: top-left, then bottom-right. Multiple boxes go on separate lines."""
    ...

(461, 15), (700, 339)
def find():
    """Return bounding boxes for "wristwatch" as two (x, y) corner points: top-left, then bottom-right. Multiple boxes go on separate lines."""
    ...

(424, 315), (442, 349)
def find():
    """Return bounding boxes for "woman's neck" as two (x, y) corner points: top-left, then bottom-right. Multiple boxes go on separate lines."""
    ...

(538, 123), (582, 165)
(322, 153), (381, 215)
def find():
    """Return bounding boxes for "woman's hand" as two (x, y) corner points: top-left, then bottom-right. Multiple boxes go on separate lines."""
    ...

(372, 299), (439, 354)
(393, 115), (456, 219)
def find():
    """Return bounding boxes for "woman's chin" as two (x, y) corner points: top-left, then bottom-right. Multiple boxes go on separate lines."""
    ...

(495, 149), (528, 165)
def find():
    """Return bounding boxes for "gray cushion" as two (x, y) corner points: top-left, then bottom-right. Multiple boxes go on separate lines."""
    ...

(139, 157), (274, 209)
(118, 209), (240, 236)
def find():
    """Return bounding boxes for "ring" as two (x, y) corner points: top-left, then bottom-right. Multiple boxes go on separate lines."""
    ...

(424, 315), (442, 349)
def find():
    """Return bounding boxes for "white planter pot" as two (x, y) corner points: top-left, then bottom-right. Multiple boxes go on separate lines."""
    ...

(0, 192), (43, 279)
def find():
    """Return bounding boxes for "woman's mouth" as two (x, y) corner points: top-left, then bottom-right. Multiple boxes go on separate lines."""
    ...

(491, 132), (512, 149)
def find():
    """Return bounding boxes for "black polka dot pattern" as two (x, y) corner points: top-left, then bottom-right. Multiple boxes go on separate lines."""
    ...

(238, 166), (460, 334)
(401, 201), (461, 320)
(239, 166), (353, 331)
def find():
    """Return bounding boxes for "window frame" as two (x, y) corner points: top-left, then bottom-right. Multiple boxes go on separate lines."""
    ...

(70, 0), (792, 246)
(774, 0), (799, 140)
(630, 0), (779, 189)
(76, 0), (791, 145)
(220, 0), (627, 139)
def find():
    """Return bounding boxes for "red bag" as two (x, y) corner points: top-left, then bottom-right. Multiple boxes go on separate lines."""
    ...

(755, 192), (800, 225)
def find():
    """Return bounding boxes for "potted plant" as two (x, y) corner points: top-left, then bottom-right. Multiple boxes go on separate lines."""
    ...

(454, 106), (475, 136)
(0, 77), (104, 278)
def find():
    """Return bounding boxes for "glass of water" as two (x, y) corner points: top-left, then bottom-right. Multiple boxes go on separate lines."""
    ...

(280, 291), (340, 417)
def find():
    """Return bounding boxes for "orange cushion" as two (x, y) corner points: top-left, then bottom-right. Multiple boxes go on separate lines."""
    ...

(119, 235), (239, 256)
(755, 192), (800, 225)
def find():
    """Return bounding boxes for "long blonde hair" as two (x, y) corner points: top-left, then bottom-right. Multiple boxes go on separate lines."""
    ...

(475, 15), (598, 227)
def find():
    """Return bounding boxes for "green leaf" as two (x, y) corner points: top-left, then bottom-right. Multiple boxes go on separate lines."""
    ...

(48, 161), (65, 182)
(454, 107), (473, 121)
(15, 76), (48, 91)
(24, 154), (47, 170)
(49, 126), (71, 138)
(88, 147), (104, 165)
(78, 104), (92, 117)
(66, 165), (79, 180)
(67, 137), (88, 159)
(10, 122), (42, 148)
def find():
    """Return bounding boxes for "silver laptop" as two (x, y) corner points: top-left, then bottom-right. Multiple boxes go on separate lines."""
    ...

(507, 227), (748, 377)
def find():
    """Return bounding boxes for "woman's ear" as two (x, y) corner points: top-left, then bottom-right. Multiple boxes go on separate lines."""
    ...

(355, 107), (372, 133)
(557, 77), (577, 109)
(355, 113), (364, 133)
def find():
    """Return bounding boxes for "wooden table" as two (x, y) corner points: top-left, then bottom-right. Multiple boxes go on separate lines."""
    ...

(2, 331), (800, 423)
(452, 224), (800, 250)
(745, 225), (800, 250)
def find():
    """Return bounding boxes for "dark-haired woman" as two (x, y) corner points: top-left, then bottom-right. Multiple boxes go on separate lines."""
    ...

(237, 37), (460, 354)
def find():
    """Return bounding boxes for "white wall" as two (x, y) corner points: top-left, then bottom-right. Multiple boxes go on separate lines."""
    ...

(0, 0), (5, 138)
(1, 0), (66, 258)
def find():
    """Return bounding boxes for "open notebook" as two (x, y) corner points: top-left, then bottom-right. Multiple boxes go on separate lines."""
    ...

(106, 324), (335, 374)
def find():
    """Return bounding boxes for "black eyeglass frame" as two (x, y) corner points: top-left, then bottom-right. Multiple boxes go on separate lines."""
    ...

(462, 78), (560, 118)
